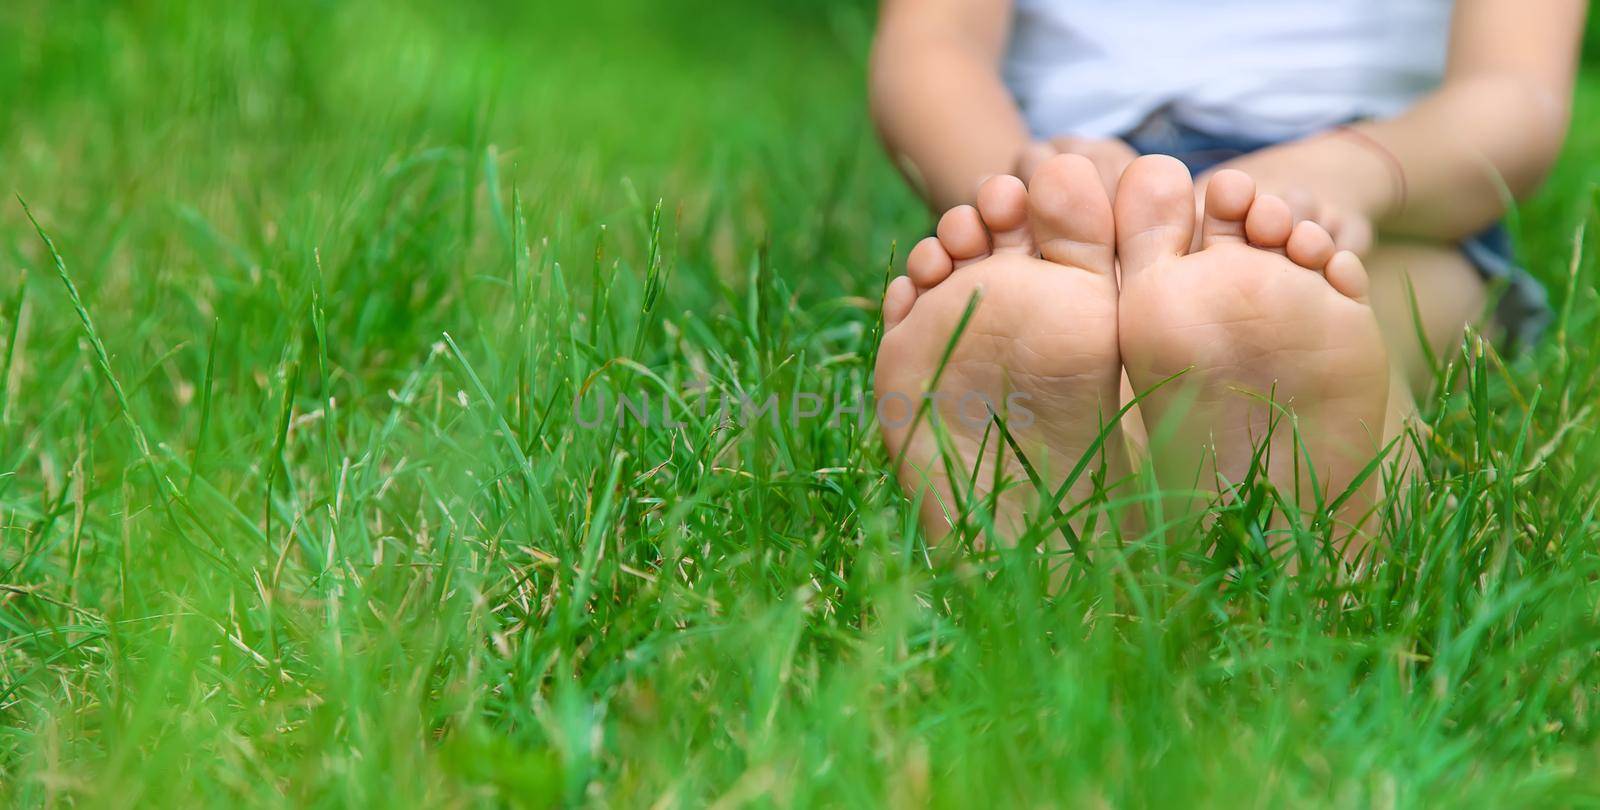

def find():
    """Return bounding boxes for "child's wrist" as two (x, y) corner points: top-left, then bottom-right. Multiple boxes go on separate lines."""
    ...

(1326, 126), (1407, 221)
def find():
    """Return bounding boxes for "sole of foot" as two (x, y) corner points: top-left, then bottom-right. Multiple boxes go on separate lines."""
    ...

(1115, 157), (1390, 544)
(875, 155), (1123, 546)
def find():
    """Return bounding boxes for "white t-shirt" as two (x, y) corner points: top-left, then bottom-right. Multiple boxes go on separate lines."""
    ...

(1003, 0), (1454, 142)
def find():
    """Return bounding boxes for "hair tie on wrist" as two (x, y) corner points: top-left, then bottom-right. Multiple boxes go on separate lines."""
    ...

(1335, 125), (1408, 213)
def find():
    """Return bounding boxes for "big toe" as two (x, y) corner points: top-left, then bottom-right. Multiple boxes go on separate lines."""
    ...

(1028, 154), (1115, 275)
(1115, 155), (1196, 278)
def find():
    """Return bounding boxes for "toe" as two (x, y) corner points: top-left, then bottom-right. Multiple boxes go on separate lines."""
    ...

(936, 205), (991, 267)
(1028, 154), (1115, 274)
(1244, 194), (1294, 252)
(976, 174), (1034, 255)
(1286, 220), (1337, 272)
(1324, 251), (1371, 302)
(1200, 169), (1255, 248)
(907, 236), (955, 290)
(882, 275), (917, 331)
(1114, 155), (1196, 279)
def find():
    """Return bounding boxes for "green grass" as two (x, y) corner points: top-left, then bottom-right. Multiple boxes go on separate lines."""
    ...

(4, 1), (1600, 806)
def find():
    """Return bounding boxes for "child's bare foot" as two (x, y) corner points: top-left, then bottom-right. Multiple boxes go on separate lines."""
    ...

(1116, 157), (1390, 541)
(876, 155), (1122, 541)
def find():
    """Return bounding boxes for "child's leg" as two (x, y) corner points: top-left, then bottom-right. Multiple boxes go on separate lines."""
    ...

(1363, 242), (1489, 446)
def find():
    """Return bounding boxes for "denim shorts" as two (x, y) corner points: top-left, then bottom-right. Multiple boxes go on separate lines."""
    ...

(1121, 113), (1552, 350)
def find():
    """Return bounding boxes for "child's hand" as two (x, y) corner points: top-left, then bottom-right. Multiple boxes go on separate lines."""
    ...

(1279, 190), (1375, 256)
(1017, 136), (1138, 198)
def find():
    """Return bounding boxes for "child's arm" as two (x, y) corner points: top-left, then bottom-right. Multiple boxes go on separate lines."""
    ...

(870, 0), (1031, 212)
(1211, 0), (1587, 243)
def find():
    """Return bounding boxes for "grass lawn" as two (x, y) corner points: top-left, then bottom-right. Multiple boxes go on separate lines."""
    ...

(5, 1), (1600, 806)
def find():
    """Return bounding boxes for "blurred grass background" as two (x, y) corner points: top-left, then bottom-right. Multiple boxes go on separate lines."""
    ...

(2, 1), (1600, 807)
